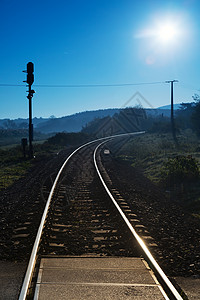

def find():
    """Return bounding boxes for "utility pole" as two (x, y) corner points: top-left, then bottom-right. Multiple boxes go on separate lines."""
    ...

(165, 80), (178, 145)
(23, 62), (35, 158)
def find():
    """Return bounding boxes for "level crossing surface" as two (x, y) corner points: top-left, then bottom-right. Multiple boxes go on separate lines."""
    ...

(33, 256), (168, 299)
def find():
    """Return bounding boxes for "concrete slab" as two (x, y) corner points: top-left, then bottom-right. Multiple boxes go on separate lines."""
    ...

(35, 284), (165, 300)
(34, 257), (167, 300)
(0, 261), (26, 300)
(41, 257), (146, 269)
(40, 268), (155, 285)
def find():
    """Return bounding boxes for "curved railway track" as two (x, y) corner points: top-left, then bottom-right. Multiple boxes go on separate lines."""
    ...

(19, 133), (183, 300)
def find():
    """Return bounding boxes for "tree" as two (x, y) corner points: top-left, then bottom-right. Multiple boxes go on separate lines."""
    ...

(176, 102), (195, 129)
(191, 94), (200, 135)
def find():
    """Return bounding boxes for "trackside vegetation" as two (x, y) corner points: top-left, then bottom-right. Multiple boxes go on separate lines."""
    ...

(116, 131), (200, 218)
(0, 132), (92, 191)
(161, 155), (200, 186)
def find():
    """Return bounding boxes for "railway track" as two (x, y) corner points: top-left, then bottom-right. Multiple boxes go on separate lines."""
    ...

(18, 133), (183, 300)
(40, 139), (138, 257)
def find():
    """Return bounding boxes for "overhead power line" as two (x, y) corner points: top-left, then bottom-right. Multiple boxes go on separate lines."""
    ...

(1, 81), (200, 90)
(0, 81), (164, 88)
(34, 81), (164, 88)
(0, 84), (25, 87)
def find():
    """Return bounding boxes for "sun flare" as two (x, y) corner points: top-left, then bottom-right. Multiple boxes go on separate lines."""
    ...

(135, 17), (182, 47)
(157, 23), (177, 43)
(134, 13), (190, 65)
(155, 22), (179, 45)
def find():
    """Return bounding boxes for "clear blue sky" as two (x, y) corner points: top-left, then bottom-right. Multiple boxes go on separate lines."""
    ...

(0, 0), (200, 119)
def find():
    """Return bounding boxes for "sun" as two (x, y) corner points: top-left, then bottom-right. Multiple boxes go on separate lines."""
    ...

(134, 14), (187, 64)
(156, 23), (178, 44)
(135, 17), (182, 47)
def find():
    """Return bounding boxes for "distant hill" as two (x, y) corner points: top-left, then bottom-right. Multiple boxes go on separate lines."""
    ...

(0, 106), (180, 134)
(0, 117), (48, 130)
(157, 104), (182, 110)
(36, 108), (173, 133)
(82, 107), (149, 137)
(36, 109), (120, 133)
(145, 108), (170, 118)
(0, 104), (193, 146)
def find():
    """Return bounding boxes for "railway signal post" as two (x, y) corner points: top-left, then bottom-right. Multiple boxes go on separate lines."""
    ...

(24, 62), (35, 158)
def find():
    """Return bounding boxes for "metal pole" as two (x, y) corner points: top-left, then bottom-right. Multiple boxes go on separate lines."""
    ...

(28, 84), (33, 159)
(170, 81), (176, 142)
(165, 80), (178, 146)
(171, 81), (173, 121)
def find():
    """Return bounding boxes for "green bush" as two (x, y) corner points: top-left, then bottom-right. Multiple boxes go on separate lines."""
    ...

(161, 155), (200, 186)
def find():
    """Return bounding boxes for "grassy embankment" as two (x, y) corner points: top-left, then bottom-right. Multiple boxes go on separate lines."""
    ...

(0, 147), (30, 190)
(0, 143), (62, 191)
(117, 130), (200, 218)
(0, 132), (91, 191)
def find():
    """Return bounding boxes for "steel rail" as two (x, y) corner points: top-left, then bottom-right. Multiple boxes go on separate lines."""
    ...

(19, 131), (144, 300)
(93, 141), (183, 300)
